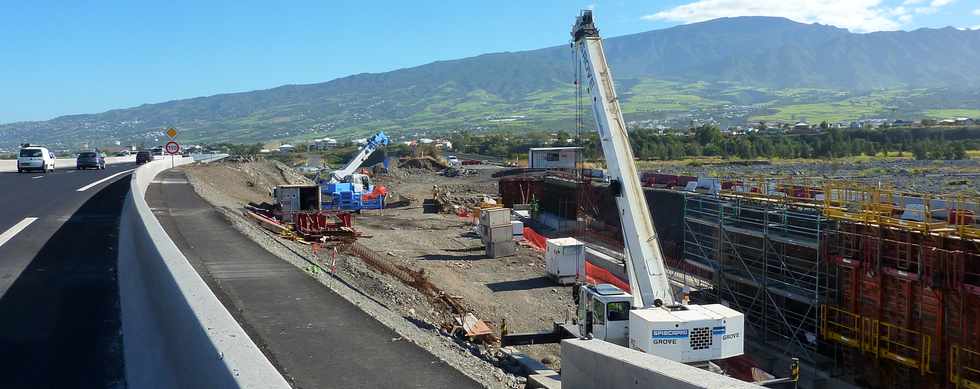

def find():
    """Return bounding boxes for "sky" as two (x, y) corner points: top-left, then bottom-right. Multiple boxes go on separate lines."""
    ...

(1, 0), (978, 124)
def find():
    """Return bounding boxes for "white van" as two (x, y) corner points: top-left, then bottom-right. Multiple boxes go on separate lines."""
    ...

(17, 145), (56, 173)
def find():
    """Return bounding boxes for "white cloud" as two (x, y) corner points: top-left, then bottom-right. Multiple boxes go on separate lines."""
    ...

(973, 8), (980, 16)
(642, 0), (907, 32)
(643, 0), (960, 32)
(914, 0), (955, 14)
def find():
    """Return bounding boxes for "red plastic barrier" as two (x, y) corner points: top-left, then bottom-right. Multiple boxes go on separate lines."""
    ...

(584, 261), (630, 292)
(361, 185), (388, 201)
(523, 227), (547, 251)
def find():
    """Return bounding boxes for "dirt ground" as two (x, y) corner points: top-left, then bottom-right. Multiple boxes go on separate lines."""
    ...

(183, 159), (573, 387)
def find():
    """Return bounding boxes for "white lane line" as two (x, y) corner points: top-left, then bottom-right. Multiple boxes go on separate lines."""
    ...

(0, 217), (38, 249)
(76, 168), (136, 192)
(32, 176), (44, 179)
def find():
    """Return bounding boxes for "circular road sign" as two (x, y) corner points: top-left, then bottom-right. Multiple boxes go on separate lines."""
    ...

(165, 141), (180, 155)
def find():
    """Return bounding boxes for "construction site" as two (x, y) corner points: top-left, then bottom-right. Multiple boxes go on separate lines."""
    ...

(169, 12), (980, 389)
(174, 142), (980, 389)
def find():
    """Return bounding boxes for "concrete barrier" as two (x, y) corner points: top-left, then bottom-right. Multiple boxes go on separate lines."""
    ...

(0, 155), (136, 172)
(118, 158), (289, 388)
(561, 339), (762, 389)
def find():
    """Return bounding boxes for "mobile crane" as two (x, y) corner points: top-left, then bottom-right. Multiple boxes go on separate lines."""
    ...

(508, 10), (745, 364)
(317, 131), (390, 210)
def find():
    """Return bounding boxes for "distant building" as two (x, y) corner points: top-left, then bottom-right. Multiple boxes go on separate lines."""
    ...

(311, 137), (338, 150)
(278, 144), (296, 153)
(528, 147), (582, 171)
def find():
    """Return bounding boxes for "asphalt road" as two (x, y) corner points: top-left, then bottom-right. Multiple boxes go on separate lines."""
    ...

(0, 163), (139, 388)
(147, 169), (482, 389)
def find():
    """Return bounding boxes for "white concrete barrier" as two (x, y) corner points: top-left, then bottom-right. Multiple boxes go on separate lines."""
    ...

(0, 155), (136, 172)
(561, 339), (762, 389)
(118, 158), (289, 388)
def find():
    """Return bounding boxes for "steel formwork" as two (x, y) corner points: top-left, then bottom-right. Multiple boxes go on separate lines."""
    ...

(681, 178), (980, 388)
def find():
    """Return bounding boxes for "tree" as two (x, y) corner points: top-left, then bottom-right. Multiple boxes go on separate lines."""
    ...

(695, 125), (722, 146)
(819, 121), (829, 130)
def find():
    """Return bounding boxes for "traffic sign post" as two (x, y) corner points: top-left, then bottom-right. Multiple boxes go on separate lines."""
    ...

(165, 141), (180, 168)
(164, 128), (179, 168)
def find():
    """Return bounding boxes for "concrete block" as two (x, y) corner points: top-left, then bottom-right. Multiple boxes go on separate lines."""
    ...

(486, 240), (516, 258)
(481, 224), (513, 243)
(479, 207), (511, 227)
(560, 338), (762, 389)
(528, 372), (562, 389)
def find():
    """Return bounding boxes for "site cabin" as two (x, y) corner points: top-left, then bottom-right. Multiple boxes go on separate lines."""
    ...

(527, 147), (582, 171)
(274, 184), (321, 222)
(545, 237), (585, 285)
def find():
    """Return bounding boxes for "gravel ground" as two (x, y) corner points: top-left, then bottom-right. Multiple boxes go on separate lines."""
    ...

(184, 163), (530, 389)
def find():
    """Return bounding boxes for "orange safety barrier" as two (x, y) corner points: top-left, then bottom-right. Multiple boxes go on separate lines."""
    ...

(584, 261), (631, 292)
(523, 227), (547, 251)
(361, 185), (388, 201)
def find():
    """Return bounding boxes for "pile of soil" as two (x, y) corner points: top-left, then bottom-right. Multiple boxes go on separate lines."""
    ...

(399, 156), (448, 171)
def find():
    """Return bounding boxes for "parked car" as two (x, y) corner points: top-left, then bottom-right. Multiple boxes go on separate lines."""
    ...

(76, 151), (106, 170)
(136, 151), (152, 164)
(17, 145), (55, 173)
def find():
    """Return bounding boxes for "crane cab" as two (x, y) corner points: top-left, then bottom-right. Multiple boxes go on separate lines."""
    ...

(576, 284), (632, 346)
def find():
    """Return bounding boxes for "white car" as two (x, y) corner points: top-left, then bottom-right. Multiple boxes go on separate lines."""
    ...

(17, 146), (56, 173)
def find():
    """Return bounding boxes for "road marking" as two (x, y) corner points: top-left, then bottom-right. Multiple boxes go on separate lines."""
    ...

(32, 176), (44, 179)
(0, 217), (38, 249)
(76, 169), (136, 192)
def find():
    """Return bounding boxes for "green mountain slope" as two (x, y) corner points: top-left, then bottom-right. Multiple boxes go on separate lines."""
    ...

(3, 16), (980, 148)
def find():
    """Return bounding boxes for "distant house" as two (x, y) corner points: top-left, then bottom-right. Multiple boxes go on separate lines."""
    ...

(955, 118), (975, 126)
(278, 144), (296, 153)
(311, 137), (338, 150)
(892, 119), (913, 127)
(793, 122), (811, 131)
(528, 147), (582, 171)
(939, 119), (957, 126)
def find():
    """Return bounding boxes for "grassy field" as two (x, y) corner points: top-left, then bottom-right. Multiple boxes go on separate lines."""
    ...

(925, 109), (980, 119)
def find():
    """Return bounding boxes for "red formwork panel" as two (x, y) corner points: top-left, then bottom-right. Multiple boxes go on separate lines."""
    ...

(826, 221), (980, 388)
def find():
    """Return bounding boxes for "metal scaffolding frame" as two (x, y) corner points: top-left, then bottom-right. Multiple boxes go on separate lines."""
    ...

(683, 192), (832, 361)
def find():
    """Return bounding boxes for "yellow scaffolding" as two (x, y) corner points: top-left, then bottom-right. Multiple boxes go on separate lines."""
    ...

(820, 305), (933, 375)
(951, 345), (980, 389)
(714, 175), (980, 241)
(820, 304), (861, 349)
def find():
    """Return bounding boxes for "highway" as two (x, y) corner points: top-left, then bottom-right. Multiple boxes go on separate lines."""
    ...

(0, 163), (138, 388)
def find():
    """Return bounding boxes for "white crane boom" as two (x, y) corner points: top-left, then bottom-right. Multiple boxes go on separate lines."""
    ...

(330, 132), (390, 182)
(573, 11), (673, 309)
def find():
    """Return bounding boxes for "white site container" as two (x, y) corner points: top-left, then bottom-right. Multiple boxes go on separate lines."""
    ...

(511, 220), (524, 237)
(545, 237), (585, 285)
(628, 304), (744, 363)
(479, 207), (511, 227)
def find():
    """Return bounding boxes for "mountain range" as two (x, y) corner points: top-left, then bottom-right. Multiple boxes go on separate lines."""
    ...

(3, 16), (980, 149)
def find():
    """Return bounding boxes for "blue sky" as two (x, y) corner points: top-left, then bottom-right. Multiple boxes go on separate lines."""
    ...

(2, 0), (978, 124)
